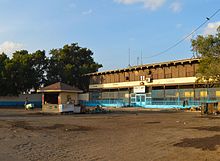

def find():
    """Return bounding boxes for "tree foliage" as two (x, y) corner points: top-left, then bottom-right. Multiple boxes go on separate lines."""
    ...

(47, 43), (102, 90)
(0, 53), (10, 95)
(0, 43), (101, 95)
(31, 50), (48, 89)
(0, 50), (48, 95)
(191, 26), (220, 83)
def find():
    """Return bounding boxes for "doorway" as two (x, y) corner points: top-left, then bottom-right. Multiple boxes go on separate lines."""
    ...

(135, 94), (146, 106)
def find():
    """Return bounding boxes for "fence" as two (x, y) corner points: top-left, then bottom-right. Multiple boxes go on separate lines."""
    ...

(80, 99), (127, 108)
(82, 88), (220, 108)
(80, 99), (220, 108)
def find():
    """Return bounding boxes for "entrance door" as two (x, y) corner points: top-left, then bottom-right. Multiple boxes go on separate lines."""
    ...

(136, 94), (146, 107)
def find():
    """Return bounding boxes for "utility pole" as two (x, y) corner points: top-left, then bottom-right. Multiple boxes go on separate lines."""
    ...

(141, 50), (143, 65)
(128, 48), (131, 67)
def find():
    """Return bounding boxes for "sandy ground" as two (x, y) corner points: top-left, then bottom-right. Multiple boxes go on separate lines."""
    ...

(0, 108), (220, 161)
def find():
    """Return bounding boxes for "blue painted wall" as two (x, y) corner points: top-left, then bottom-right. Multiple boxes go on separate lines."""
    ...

(0, 94), (42, 108)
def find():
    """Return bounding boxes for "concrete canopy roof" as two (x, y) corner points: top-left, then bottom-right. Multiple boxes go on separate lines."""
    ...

(37, 82), (83, 93)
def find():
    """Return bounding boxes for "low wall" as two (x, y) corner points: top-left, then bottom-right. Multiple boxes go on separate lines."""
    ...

(42, 104), (59, 112)
(0, 94), (42, 108)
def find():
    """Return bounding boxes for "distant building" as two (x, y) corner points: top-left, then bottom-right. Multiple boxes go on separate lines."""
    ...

(85, 58), (219, 107)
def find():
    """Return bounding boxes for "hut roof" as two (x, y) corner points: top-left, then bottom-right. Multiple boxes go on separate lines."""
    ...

(37, 82), (83, 93)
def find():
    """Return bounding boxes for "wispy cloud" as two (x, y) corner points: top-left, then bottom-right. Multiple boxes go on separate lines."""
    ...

(0, 41), (24, 57)
(82, 9), (93, 15)
(114, 0), (166, 11)
(203, 21), (220, 35)
(170, 1), (182, 13)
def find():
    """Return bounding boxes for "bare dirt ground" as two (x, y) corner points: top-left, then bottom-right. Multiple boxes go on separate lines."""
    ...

(0, 108), (220, 161)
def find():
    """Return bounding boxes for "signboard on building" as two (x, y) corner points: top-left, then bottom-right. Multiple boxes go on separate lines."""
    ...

(134, 86), (145, 93)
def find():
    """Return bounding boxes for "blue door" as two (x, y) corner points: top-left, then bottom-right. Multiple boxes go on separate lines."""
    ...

(136, 94), (146, 107)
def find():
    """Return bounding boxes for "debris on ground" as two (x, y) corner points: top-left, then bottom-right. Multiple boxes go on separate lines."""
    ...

(80, 105), (110, 114)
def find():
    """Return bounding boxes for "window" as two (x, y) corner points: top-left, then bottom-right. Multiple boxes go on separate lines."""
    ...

(44, 93), (59, 104)
(131, 97), (136, 103)
(140, 76), (145, 81)
(200, 91), (207, 97)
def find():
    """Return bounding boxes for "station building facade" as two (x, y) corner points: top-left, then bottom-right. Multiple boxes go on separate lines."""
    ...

(86, 58), (220, 107)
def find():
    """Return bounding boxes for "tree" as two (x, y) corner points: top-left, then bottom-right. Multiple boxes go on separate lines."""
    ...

(0, 43), (101, 95)
(4, 50), (34, 95)
(30, 50), (48, 89)
(191, 26), (220, 83)
(0, 53), (10, 95)
(47, 43), (102, 90)
(2, 50), (48, 95)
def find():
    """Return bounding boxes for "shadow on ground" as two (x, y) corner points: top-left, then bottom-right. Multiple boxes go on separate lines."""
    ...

(9, 121), (95, 132)
(190, 126), (220, 132)
(174, 135), (220, 151)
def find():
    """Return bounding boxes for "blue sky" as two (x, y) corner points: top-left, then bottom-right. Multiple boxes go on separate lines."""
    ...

(0, 0), (219, 71)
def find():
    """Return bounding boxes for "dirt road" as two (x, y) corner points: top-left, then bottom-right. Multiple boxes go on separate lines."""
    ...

(0, 109), (220, 161)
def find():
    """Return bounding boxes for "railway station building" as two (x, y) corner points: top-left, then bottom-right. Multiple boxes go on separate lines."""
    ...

(86, 58), (220, 108)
